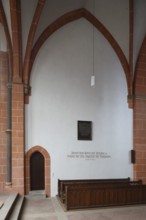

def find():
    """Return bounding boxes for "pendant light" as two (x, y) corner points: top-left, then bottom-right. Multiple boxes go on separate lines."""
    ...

(91, 0), (95, 87)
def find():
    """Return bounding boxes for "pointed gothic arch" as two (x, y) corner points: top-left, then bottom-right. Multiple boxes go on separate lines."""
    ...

(23, 8), (131, 97)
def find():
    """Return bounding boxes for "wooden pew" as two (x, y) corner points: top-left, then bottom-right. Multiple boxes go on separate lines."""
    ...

(61, 180), (142, 203)
(58, 177), (130, 199)
(65, 184), (146, 210)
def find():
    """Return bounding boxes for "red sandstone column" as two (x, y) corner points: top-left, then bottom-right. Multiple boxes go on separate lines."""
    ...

(134, 37), (146, 183)
(134, 99), (146, 182)
(11, 83), (25, 195)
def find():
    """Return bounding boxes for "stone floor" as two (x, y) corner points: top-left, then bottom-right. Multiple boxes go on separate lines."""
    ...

(0, 192), (9, 208)
(0, 192), (9, 202)
(20, 197), (146, 220)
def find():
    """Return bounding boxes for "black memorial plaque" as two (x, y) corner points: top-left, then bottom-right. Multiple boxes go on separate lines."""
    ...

(77, 121), (92, 140)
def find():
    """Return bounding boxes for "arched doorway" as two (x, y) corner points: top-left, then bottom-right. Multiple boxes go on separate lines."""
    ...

(25, 146), (50, 196)
(30, 152), (45, 190)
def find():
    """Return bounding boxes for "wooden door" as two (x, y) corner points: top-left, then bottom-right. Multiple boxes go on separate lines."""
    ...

(30, 152), (45, 190)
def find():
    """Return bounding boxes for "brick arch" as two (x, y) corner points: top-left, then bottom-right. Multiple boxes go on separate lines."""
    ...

(25, 8), (131, 96)
(25, 146), (50, 196)
(23, 0), (46, 85)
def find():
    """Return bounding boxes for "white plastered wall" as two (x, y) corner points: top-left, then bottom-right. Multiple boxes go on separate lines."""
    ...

(25, 18), (133, 196)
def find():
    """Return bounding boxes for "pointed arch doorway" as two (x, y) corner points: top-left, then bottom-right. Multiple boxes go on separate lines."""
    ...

(30, 151), (45, 190)
(25, 146), (50, 197)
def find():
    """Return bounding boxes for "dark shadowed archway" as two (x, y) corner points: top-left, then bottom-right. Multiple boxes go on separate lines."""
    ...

(30, 151), (45, 190)
(25, 146), (51, 196)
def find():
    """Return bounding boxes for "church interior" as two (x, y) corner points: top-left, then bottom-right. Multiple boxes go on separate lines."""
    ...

(0, 0), (146, 219)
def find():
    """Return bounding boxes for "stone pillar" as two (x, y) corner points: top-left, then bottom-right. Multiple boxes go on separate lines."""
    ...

(134, 37), (146, 182)
(11, 83), (25, 195)
(134, 98), (146, 182)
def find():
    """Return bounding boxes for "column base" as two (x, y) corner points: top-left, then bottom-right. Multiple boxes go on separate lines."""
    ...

(5, 182), (12, 187)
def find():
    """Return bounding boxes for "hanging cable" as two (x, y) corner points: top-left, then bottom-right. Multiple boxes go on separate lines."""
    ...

(91, 0), (95, 87)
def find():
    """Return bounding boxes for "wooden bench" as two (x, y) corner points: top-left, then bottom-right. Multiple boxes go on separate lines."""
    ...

(58, 177), (130, 199)
(65, 184), (146, 210)
(61, 180), (142, 203)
